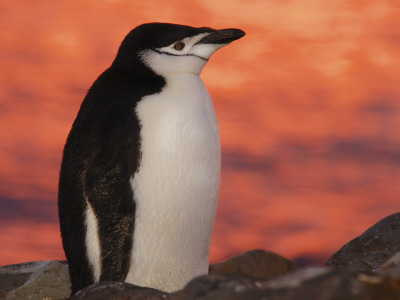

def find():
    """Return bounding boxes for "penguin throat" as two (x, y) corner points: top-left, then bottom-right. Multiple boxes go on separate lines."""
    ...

(151, 49), (209, 62)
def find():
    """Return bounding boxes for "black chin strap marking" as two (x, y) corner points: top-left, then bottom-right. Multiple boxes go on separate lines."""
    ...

(152, 49), (209, 61)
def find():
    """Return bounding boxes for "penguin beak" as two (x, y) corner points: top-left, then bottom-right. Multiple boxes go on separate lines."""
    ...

(196, 28), (245, 45)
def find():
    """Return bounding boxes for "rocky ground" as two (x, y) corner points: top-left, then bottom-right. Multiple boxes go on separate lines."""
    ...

(2, 213), (400, 300)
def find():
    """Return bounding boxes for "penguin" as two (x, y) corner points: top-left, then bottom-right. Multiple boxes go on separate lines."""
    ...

(58, 22), (245, 296)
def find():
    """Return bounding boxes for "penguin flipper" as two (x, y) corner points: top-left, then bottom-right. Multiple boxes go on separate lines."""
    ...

(84, 153), (136, 282)
(58, 171), (95, 295)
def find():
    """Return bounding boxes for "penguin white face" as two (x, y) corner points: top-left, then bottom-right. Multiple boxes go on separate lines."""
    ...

(153, 33), (218, 61)
(113, 23), (245, 77)
(141, 28), (245, 76)
(140, 32), (228, 76)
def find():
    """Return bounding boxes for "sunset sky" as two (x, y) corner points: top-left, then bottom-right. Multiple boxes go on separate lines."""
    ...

(1, 0), (399, 266)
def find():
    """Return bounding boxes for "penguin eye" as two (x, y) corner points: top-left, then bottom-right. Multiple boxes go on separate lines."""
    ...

(173, 42), (185, 51)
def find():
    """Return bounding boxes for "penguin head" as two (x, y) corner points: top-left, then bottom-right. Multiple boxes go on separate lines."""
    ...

(113, 23), (245, 76)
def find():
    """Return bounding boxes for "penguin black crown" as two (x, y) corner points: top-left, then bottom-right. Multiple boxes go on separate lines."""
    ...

(58, 22), (245, 296)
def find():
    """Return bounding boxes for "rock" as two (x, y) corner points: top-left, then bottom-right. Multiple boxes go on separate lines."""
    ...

(178, 274), (267, 300)
(263, 266), (331, 289)
(0, 261), (52, 299)
(209, 249), (298, 280)
(71, 281), (173, 300)
(326, 213), (400, 271)
(2, 224), (400, 300)
(356, 272), (400, 300)
(379, 252), (400, 272)
(0, 261), (52, 275)
(236, 270), (372, 300)
(0, 273), (31, 300)
(6, 260), (70, 300)
(179, 267), (400, 300)
(377, 251), (400, 287)
(237, 269), (400, 300)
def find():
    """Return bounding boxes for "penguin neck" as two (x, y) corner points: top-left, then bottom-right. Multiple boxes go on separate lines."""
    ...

(164, 72), (202, 86)
(158, 73), (207, 107)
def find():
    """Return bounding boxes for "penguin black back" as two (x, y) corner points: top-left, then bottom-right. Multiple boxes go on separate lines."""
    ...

(58, 27), (166, 294)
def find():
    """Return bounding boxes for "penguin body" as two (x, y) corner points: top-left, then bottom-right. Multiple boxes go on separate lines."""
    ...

(58, 23), (245, 295)
(126, 72), (220, 290)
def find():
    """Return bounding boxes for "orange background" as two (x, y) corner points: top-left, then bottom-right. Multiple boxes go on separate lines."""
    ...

(1, 0), (399, 266)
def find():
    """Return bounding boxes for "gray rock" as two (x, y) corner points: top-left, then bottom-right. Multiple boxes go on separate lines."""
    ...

(6, 260), (70, 300)
(0, 273), (31, 300)
(0, 261), (50, 275)
(209, 249), (298, 281)
(326, 213), (400, 271)
(0, 261), (51, 299)
(71, 281), (173, 300)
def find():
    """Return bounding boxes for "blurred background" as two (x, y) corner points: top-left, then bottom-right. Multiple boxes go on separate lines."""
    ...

(1, 0), (399, 266)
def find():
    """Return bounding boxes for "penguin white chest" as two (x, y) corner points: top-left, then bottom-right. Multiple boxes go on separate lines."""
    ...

(125, 74), (221, 292)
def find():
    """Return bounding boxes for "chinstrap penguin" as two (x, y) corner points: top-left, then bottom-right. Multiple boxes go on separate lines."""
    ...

(58, 22), (245, 296)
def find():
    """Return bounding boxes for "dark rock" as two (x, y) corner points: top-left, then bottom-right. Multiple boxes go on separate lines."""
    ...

(71, 281), (173, 300)
(6, 260), (70, 300)
(357, 272), (400, 300)
(326, 213), (400, 271)
(236, 270), (372, 300)
(262, 267), (398, 300)
(263, 266), (331, 289)
(179, 267), (400, 300)
(209, 249), (298, 280)
(178, 274), (268, 300)
(379, 252), (400, 273)
(235, 270), (400, 300)
(378, 252), (400, 286)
